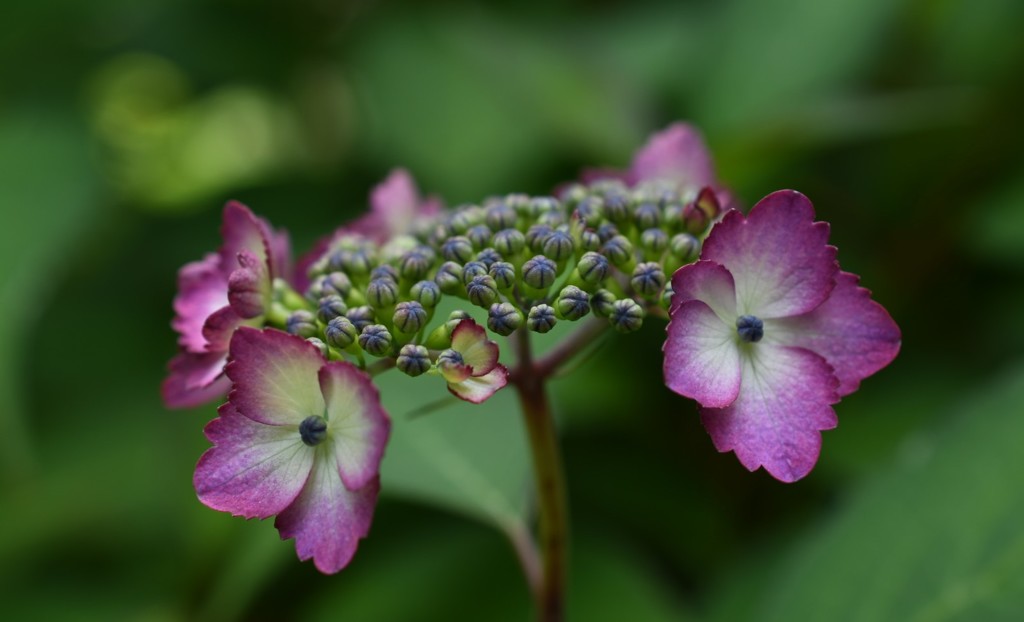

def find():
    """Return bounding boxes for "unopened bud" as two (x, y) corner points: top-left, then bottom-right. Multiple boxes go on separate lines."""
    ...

(558, 183), (589, 207)
(346, 306), (376, 332)
(529, 196), (560, 217)
(286, 310), (318, 338)
(555, 286), (590, 321)
(670, 233), (700, 261)
(542, 230), (575, 263)
(506, 193), (532, 216)
(631, 262), (666, 298)
(525, 224), (553, 253)
(442, 236), (475, 263)
(489, 261), (516, 290)
(334, 249), (372, 276)
(310, 272), (352, 300)
(461, 261), (488, 285)
(317, 295), (348, 323)
(580, 229), (602, 252)
(370, 264), (399, 282)
(597, 223), (619, 243)
(393, 301), (428, 334)
(522, 255), (557, 290)
(608, 299), (644, 333)
(476, 248), (503, 268)
(634, 202), (661, 230)
(410, 280), (442, 307)
(527, 304), (558, 333)
(325, 316), (358, 349)
(467, 275), (499, 308)
(486, 203), (519, 230)
(573, 196), (604, 225)
(399, 250), (433, 281)
(488, 302), (523, 336)
(493, 229), (526, 256)
(366, 277), (398, 308)
(603, 191), (631, 222)
(576, 252), (609, 285)
(396, 344), (431, 377)
(466, 225), (493, 250)
(358, 324), (393, 356)
(694, 187), (721, 220)
(640, 228), (669, 254)
(306, 337), (329, 358)
(591, 289), (617, 317)
(435, 261), (465, 294)
(602, 235), (634, 267)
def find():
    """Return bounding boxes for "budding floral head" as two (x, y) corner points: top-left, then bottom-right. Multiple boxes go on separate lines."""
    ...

(194, 327), (390, 573)
(663, 190), (901, 482)
(163, 201), (292, 408)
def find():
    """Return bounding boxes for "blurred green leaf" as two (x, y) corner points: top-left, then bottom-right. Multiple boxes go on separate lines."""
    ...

(711, 363), (1024, 622)
(968, 169), (1024, 266)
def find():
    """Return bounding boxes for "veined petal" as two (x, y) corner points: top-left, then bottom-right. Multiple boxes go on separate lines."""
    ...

(201, 306), (245, 352)
(701, 191), (838, 319)
(318, 363), (391, 491)
(275, 453), (379, 574)
(701, 344), (839, 483)
(664, 300), (742, 408)
(629, 123), (716, 189)
(162, 351), (230, 408)
(438, 359), (473, 384)
(767, 271), (901, 396)
(194, 404), (314, 518)
(172, 253), (228, 353)
(448, 365), (509, 404)
(227, 328), (326, 426)
(669, 260), (737, 320)
(220, 201), (271, 276)
(450, 320), (499, 375)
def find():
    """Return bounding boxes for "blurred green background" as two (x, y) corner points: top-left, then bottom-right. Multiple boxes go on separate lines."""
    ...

(3, 0), (1024, 620)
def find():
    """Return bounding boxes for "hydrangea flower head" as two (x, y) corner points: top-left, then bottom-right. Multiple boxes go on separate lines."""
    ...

(663, 190), (901, 482)
(436, 319), (509, 403)
(163, 202), (291, 408)
(195, 327), (390, 573)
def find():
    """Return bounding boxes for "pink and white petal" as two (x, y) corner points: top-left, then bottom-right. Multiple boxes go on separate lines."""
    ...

(194, 404), (314, 518)
(172, 253), (229, 352)
(766, 271), (901, 396)
(669, 260), (738, 319)
(370, 168), (420, 236)
(450, 320), (499, 375)
(202, 306), (245, 352)
(663, 300), (742, 408)
(220, 201), (270, 274)
(227, 328), (326, 426)
(700, 345), (840, 483)
(227, 250), (269, 319)
(629, 123), (716, 189)
(448, 365), (509, 404)
(318, 363), (391, 491)
(701, 191), (838, 319)
(439, 359), (473, 384)
(162, 351), (230, 408)
(275, 455), (379, 574)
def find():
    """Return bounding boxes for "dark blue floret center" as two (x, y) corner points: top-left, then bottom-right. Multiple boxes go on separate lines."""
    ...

(736, 315), (764, 343)
(299, 415), (329, 447)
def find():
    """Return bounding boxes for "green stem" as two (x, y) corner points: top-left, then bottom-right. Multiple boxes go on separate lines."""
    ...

(512, 329), (569, 622)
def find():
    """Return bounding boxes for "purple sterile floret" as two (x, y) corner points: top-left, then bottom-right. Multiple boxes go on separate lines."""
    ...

(663, 190), (900, 482)
(194, 327), (390, 574)
(163, 201), (291, 409)
(443, 319), (509, 404)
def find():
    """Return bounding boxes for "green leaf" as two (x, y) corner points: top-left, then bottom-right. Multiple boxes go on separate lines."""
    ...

(713, 364), (1024, 622)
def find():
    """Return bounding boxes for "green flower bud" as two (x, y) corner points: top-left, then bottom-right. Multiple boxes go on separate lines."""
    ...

(370, 264), (399, 282)
(558, 183), (589, 207)
(443, 309), (473, 336)
(324, 316), (358, 349)
(576, 251), (609, 285)
(529, 196), (560, 217)
(333, 249), (372, 276)
(542, 230), (575, 263)
(309, 271), (352, 300)
(640, 228), (669, 254)
(435, 261), (465, 294)
(506, 193), (532, 216)
(286, 310), (318, 338)
(461, 261), (489, 285)
(399, 250), (433, 281)
(634, 202), (661, 230)
(396, 344), (431, 377)
(466, 274), (499, 308)
(670, 233), (700, 261)
(476, 247), (503, 267)
(410, 280), (442, 307)
(306, 337), (330, 358)
(580, 229), (602, 252)
(489, 261), (516, 290)
(345, 306), (376, 332)
(393, 301), (428, 334)
(448, 209), (475, 235)
(466, 224), (493, 250)
(488, 302), (523, 336)
(442, 236), (475, 263)
(608, 298), (644, 333)
(602, 235), (634, 267)
(358, 324), (393, 356)
(555, 285), (590, 321)
(486, 203), (519, 230)
(631, 262), (666, 298)
(602, 191), (631, 222)
(317, 295), (348, 323)
(522, 255), (557, 290)
(527, 304), (558, 333)
(660, 283), (675, 308)
(597, 223), (619, 243)
(663, 203), (684, 230)
(493, 228), (526, 256)
(590, 289), (617, 317)
(366, 277), (398, 308)
(525, 224), (553, 253)
(573, 196), (604, 225)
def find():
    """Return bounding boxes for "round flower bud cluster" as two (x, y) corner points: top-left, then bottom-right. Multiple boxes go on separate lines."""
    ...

(275, 178), (721, 379)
